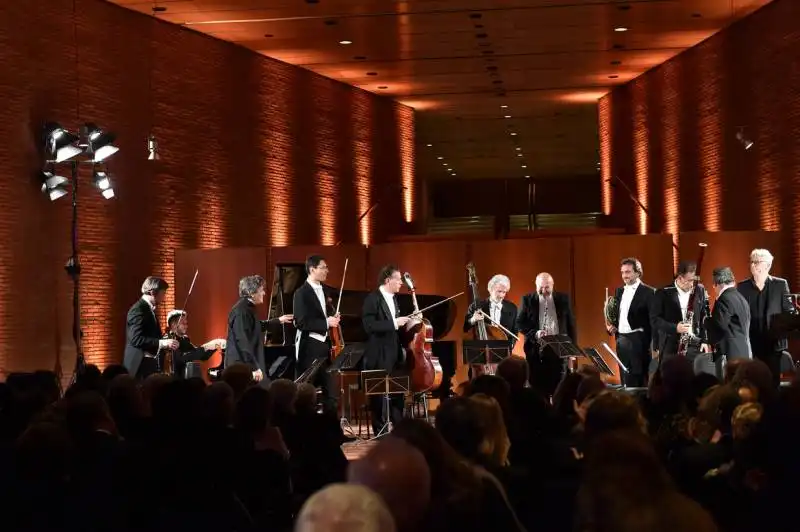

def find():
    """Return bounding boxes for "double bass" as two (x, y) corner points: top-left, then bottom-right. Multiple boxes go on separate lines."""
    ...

(402, 272), (443, 392)
(465, 263), (508, 376)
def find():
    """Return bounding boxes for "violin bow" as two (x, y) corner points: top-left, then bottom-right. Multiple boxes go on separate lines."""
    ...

(180, 269), (199, 315)
(335, 258), (348, 316)
(403, 291), (465, 318)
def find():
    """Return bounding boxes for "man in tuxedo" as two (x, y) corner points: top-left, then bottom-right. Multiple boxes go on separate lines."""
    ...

(225, 275), (278, 385)
(164, 310), (227, 378)
(124, 276), (179, 380)
(516, 272), (577, 397)
(705, 267), (751, 378)
(362, 264), (413, 435)
(737, 248), (794, 387)
(605, 257), (656, 387)
(649, 261), (712, 375)
(463, 273), (519, 375)
(293, 255), (340, 409)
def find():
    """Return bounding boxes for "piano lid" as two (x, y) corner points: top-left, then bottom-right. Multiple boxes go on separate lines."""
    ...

(265, 263), (458, 345)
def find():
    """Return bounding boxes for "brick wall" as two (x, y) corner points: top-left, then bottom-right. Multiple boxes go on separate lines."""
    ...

(599, 0), (800, 285)
(0, 0), (416, 377)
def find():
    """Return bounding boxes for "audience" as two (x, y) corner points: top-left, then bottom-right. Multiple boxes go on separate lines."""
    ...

(0, 353), (797, 532)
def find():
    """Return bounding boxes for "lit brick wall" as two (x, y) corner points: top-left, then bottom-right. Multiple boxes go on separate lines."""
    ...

(599, 0), (800, 285)
(0, 0), (416, 376)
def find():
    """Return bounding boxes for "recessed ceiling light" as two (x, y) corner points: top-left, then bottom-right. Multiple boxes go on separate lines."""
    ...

(377, 86), (388, 89)
(614, 27), (628, 32)
(510, 132), (517, 136)
(504, 115), (511, 118)
(517, 154), (522, 157)
(339, 40), (353, 44)
(442, 163), (448, 166)
(426, 144), (432, 147)
(500, 105), (508, 108)
(525, 175), (530, 178)
(521, 165), (527, 168)
(515, 147), (521, 150)
(437, 156), (443, 160)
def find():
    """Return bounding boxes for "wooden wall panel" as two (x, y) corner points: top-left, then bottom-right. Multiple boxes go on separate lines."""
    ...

(572, 234), (674, 383)
(269, 245), (369, 291)
(679, 232), (786, 299)
(174, 248), (268, 379)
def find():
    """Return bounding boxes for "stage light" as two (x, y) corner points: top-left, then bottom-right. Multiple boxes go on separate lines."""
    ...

(93, 169), (116, 199)
(736, 128), (754, 150)
(40, 170), (69, 201)
(83, 123), (119, 162)
(148, 134), (160, 160)
(43, 122), (81, 163)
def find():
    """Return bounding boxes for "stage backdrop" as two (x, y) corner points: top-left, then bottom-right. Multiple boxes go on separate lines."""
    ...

(174, 230), (783, 386)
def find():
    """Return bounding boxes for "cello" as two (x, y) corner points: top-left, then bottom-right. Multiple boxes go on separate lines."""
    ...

(402, 272), (443, 392)
(465, 263), (509, 376)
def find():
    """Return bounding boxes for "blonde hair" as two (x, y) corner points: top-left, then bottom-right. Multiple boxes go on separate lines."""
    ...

(469, 393), (511, 467)
(732, 402), (763, 440)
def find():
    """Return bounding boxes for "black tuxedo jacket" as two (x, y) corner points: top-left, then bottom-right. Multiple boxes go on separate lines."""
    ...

(123, 299), (162, 376)
(462, 298), (519, 349)
(362, 289), (402, 372)
(650, 283), (708, 356)
(224, 297), (266, 373)
(705, 287), (752, 360)
(516, 291), (576, 358)
(293, 281), (333, 363)
(737, 276), (793, 353)
(170, 335), (215, 377)
(611, 282), (656, 347)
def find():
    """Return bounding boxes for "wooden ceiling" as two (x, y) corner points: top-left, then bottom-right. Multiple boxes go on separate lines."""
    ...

(110, 0), (771, 181)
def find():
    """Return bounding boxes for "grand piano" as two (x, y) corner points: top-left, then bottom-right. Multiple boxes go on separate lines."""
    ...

(263, 262), (459, 396)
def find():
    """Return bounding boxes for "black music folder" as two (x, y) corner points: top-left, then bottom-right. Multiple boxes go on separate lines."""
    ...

(539, 334), (586, 360)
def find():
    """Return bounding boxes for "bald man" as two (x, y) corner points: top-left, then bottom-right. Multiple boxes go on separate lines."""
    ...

(347, 437), (431, 532)
(295, 484), (396, 532)
(516, 272), (577, 397)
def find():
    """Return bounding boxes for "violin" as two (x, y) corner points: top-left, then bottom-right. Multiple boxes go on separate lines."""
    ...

(402, 272), (443, 392)
(328, 258), (348, 361)
(465, 263), (508, 377)
(160, 330), (178, 376)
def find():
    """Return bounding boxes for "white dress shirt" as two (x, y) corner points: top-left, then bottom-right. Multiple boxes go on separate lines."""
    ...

(618, 280), (642, 334)
(306, 279), (328, 342)
(675, 282), (694, 334)
(490, 299), (503, 324)
(379, 285), (399, 329)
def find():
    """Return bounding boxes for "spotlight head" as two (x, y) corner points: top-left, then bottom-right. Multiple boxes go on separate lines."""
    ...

(40, 170), (70, 201)
(93, 169), (116, 199)
(83, 123), (119, 162)
(736, 131), (754, 150)
(43, 122), (81, 163)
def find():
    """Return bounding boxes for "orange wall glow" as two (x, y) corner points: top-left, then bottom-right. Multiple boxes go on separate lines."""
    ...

(598, 97), (612, 216)
(352, 91), (373, 246)
(396, 105), (416, 223)
(265, 68), (293, 247)
(661, 61), (681, 270)
(632, 79), (649, 235)
(699, 50), (723, 232)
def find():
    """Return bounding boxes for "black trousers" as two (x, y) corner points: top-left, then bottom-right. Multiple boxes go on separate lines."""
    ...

(297, 338), (337, 411)
(753, 349), (783, 387)
(136, 356), (159, 380)
(526, 344), (566, 398)
(616, 331), (650, 387)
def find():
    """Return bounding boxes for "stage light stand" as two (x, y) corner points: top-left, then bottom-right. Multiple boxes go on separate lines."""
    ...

(65, 160), (86, 386)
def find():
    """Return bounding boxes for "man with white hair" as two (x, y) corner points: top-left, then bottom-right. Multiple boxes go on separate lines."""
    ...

(516, 272), (576, 396)
(463, 273), (519, 375)
(295, 483), (396, 532)
(737, 248), (794, 386)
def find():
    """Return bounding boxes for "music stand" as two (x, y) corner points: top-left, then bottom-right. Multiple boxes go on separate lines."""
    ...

(329, 344), (366, 438)
(600, 342), (630, 387)
(362, 370), (410, 440)
(582, 347), (615, 376)
(462, 340), (511, 373)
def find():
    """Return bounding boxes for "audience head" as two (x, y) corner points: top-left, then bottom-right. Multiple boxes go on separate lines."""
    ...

(731, 359), (776, 405)
(295, 383), (318, 414)
(235, 386), (271, 435)
(221, 363), (254, 400)
(202, 381), (235, 427)
(435, 396), (484, 462)
(347, 437), (431, 532)
(495, 357), (529, 391)
(295, 483), (395, 532)
(469, 393), (510, 467)
(269, 379), (298, 416)
(466, 374), (510, 414)
(583, 391), (647, 442)
(101, 364), (128, 382)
